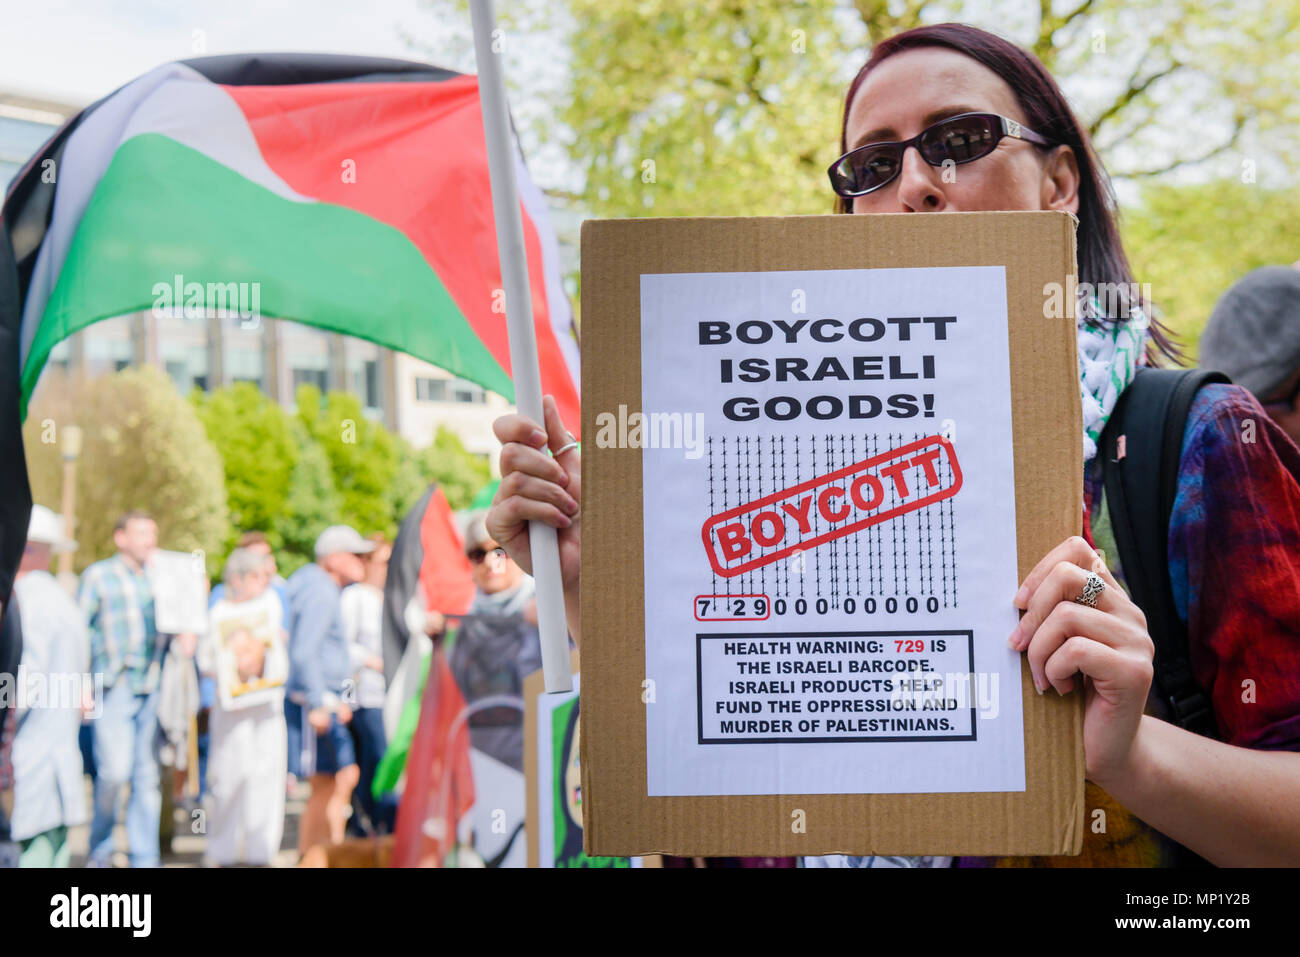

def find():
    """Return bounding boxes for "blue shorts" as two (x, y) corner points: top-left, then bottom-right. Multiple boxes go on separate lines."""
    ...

(314, 713), (358, 776)
(285, 698), (304, 778)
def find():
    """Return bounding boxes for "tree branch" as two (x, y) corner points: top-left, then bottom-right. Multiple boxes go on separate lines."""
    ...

(1109, 114), (1246, 178)
(1034, 0), (1054, 60)
(1059, 0), (1098, 31)
(1088, 60), (1182, 138)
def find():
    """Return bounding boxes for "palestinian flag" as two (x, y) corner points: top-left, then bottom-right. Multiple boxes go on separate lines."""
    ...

(390, 644), (476, 868)
(0, 52), (581, 607)
(382, 481), (475, 688)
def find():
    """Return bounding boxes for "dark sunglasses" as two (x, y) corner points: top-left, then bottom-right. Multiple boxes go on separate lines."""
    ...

(468, 546), (508, 565)
(828, 112), (1057, 198)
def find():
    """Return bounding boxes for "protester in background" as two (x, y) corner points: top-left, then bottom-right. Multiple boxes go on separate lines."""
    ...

(288, 526), (372, 855)
(203, 531), (293, 800)
(1199, 265), (1300, 447)
(80, 510), (194, 868)
(448, 513), (540, 772)
(340, 533), (397, 836)
(212, 532), (288, 604)
(199, 547), (288, 866)
(10, 507), (89, 867)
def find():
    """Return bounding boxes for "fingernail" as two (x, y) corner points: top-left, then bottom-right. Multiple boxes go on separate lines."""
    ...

(557, 513), (572, 528)
(557, 470), (570, 487)
(1007, 622), (1021, 649)
(530, 429), (547, 447)
(1013, 584), (1029, 606)
(563, 496), (578, 515)
(1033, 675), (1045, 695)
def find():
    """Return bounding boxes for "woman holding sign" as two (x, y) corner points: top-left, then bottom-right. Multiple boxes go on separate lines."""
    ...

(488, 23), (1300, 867)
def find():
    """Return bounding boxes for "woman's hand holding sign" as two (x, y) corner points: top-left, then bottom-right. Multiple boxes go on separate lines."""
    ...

(488, 394), (582, 641)
(1008, 536), (1155, 787)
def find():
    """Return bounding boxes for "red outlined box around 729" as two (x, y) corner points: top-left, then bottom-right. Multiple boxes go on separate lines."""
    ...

(700, 434), (963, 579)
(693, 594), (772, 621)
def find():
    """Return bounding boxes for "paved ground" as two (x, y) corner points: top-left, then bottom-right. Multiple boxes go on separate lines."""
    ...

(65, 776), (306, 868)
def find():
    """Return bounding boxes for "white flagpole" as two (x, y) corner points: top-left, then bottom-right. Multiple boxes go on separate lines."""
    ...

(470, 0), (573, 693)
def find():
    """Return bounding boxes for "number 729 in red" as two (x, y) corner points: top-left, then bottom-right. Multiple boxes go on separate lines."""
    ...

(895, 638), (945, 652)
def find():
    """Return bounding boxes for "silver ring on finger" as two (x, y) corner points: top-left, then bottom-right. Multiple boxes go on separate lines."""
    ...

(1074, 571), (1106, 607)
(553, 440), (580, 458)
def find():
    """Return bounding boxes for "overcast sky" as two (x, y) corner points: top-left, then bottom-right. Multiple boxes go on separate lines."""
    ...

(0, 0), (440, 103)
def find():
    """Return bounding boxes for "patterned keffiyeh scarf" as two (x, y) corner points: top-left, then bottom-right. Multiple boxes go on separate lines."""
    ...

(1077, 292), (1149, 462)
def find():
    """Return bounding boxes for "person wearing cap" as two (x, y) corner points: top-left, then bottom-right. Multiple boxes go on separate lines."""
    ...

(286, 525), (372, 856)
(1199, 265), (1300, 447)
(9, 506), (89, 867)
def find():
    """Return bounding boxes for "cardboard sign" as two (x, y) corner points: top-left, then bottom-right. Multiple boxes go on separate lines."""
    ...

(580, 212), (1085, 858)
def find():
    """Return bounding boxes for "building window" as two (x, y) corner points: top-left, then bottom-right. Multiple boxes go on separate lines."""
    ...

(293, 367), (329, 392)
(226, 347), (263, 391)
(350, 357), (381, 412)
(451, 378), (486, 404)
(165, 359), (188, 390)
(415, 377), (447, 402)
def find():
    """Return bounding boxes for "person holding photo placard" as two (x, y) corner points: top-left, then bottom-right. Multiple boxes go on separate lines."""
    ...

(488, 23), (1300, 867)
(198, 547), (289, 866)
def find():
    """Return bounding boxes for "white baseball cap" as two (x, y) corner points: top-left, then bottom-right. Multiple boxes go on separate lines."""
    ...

(314, 525), (376, 559)
(27, 504), (77, 551)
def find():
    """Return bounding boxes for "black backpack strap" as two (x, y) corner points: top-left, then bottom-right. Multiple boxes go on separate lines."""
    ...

(1100, 367), (1229, 740)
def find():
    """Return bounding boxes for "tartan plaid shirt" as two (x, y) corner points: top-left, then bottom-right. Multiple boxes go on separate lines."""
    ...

(78, 554), (161, 695)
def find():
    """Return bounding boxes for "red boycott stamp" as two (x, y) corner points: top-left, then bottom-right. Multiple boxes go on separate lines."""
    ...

(700, 434), (962, 578)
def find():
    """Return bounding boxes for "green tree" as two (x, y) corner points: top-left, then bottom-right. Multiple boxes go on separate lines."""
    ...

(417, 0), (1300, 216)
(391, 433), (433, 525)
(420, 425), (493, 511)
(24, 366), (229, 574)
(192, 382), (297, 557)
(295, 384), (404, 537)
(1121, 180), (1300, 356)
(275, 420), (343, 576)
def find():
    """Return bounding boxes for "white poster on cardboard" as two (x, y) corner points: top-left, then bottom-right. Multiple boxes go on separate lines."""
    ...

(147, 548), (210, 635)
(637, 266), (1023, 797)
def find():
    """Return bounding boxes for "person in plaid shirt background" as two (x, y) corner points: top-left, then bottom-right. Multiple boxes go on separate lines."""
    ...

(78, 509), (193, 867)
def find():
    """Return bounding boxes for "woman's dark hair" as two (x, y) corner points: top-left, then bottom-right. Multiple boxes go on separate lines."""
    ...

(836, 23), (1178, 361)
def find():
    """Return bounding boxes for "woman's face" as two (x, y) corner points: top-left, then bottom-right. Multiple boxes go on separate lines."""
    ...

(843, 47), (1079, 216)
(471, 537), (522, 595)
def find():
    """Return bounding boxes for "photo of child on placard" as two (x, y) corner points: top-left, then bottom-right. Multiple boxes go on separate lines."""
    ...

(208, 603), (288, 711)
